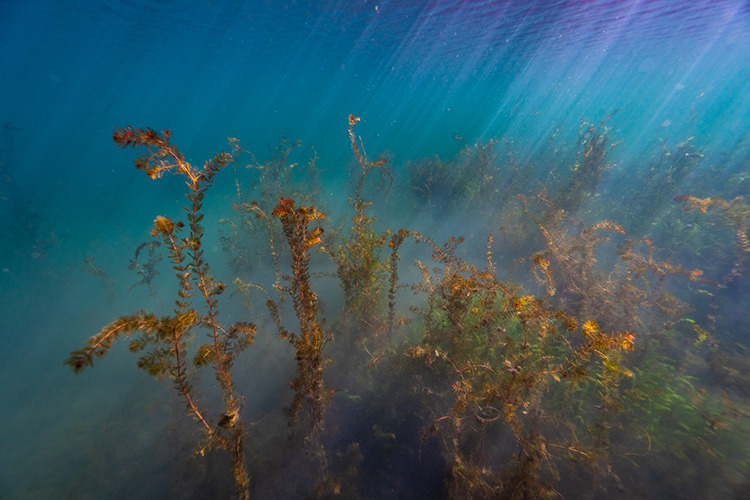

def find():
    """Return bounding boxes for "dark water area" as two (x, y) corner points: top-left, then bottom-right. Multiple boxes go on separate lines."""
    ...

(2, 1), (750, 499)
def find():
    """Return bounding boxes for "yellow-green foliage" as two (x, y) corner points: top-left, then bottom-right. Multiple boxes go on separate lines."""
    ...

(558, 113), (620, 213)
(324, 115), (392, 325)
(405, 229), (636, 498)
(407, 137), (499, 215)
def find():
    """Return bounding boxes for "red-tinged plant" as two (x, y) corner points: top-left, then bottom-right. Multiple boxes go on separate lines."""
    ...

(266, 196), (331, 463)
(67, 127), (253, 500)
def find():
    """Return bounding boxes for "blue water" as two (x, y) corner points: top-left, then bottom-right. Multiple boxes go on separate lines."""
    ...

(1, 1), (750, 498)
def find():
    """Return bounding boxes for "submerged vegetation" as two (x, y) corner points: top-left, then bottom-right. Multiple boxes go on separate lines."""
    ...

(67, 127), (253, 499)
(68, 115), (750, 499)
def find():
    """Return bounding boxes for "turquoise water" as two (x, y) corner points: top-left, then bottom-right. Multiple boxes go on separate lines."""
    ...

(1, 1), (750, 498)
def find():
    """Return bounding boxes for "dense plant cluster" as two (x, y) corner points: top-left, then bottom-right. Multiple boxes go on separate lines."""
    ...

(68, 116), (750, 499)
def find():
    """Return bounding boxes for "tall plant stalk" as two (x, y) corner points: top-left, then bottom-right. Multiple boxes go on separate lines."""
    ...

(66, 127), (253, 500)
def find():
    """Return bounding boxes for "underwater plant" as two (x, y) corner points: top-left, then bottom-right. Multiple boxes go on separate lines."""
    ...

(518, 191), (709, 340)
(265, 196), (330, 462)
(127, 239), (162, 298)
(674, 194), (750, 284)
(220, 136), (322, 280)
(407, 137), (500, 217)
(66, 127), (253, 500)
(404, 231), (636, 498)
(556, 112), (620, 213)
(324, 115), (392, 331)
(83, 256), (116, 303)
(60, 114), (750, 499)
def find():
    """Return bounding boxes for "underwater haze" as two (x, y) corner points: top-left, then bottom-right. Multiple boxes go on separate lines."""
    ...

(2, 1), (750, 499)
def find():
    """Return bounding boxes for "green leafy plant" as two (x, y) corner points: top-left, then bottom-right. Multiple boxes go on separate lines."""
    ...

(324, 115), (392, 328)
